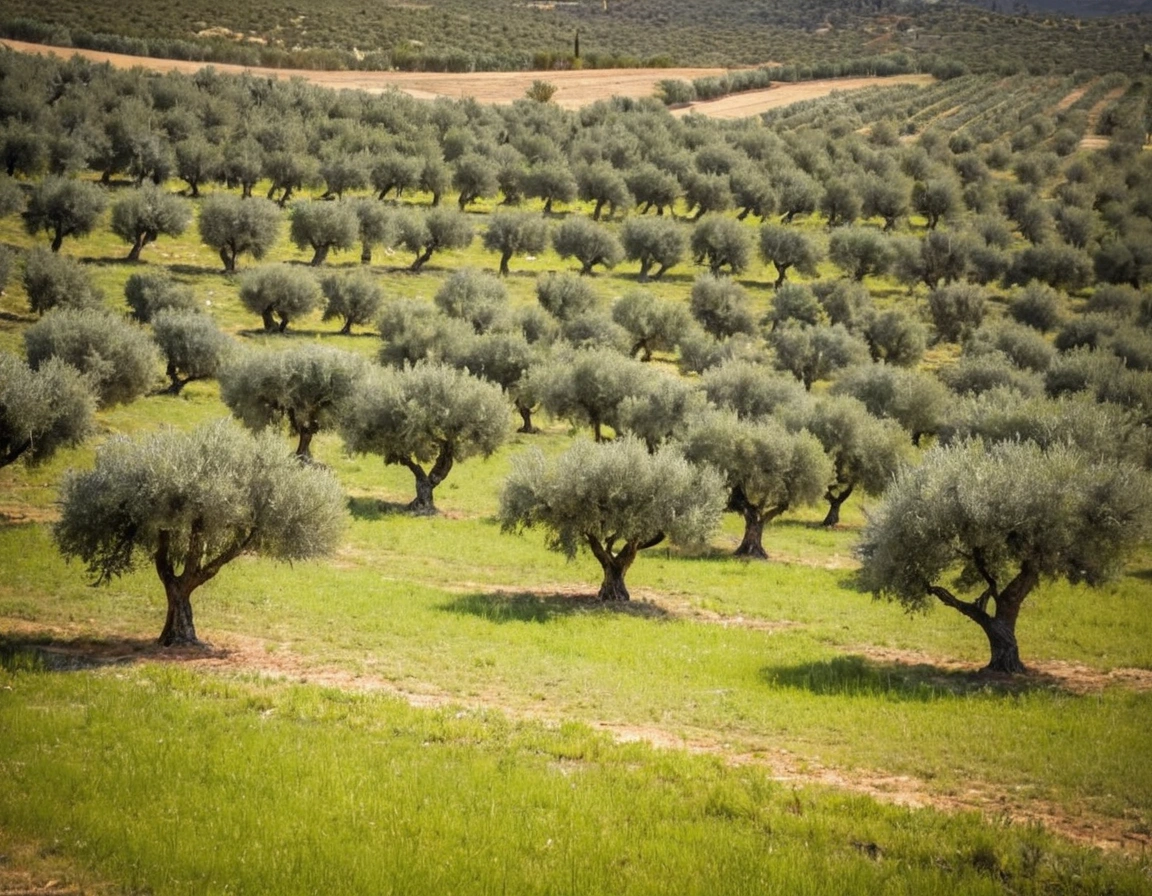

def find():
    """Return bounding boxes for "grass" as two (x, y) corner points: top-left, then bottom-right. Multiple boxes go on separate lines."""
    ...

(1, 659), (1149, 896)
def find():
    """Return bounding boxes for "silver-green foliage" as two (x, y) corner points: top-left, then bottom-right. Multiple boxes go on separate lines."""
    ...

(198, 194), (282, 272)
(124, 270), (197, 322)
(238, 263), (321, 333)
(54, 420), (347, 645)
(499, 437), (725, 600)
(320, 269), (384, 335)
(24, 308), (159, 407)
(22, 247), (103, 315)
(527, 347), (654, 442)
(289, 200), (359, 266)
(857, 440), (1152, 672)
(22, 176), (106, 251)
(434, 268), (509, 333)
(0, 351), (94, 468)
(220, 344), (366, 458)
(151, 310), (234, 394)
(109, 184), (191, 262)
(341, 363), (509, 513)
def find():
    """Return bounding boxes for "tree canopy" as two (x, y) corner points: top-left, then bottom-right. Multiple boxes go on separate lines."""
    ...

(55, 420), (347, 646)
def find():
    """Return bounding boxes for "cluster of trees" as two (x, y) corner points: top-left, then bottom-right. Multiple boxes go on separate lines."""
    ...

(2, 51), (1151, 677)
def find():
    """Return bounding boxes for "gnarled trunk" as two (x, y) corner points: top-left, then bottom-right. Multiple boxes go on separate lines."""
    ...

(930, 564), (1036, 675)
(402, 447), (454, 515)
(159, 579), (199, 647)
(261, 306), (276, 332)
(587, 537), (637, 602)
(822, 484), (853, 528)
(310, 244), (330, 266)
(981, 616), (1025, 674)
(734, 510), (767, 559)
(499, 250), (512, 277)
(516, 401), (538, 434)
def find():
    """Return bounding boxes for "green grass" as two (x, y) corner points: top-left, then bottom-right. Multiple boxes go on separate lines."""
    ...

(1, 659), (1148, 896)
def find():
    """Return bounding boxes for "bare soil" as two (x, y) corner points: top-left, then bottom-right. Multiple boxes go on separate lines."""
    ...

(1080, 84), (1127, 151)
(4, 613), (1151, 856)
(671, 74), (935, 120)
(2, 40), (932, 116)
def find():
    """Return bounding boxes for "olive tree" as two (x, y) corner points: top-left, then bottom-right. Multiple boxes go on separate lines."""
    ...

(611, 290), (692, 362)
(499, 437), (725, 601)
(829, 227), (893, 282)
(25, 308), (159, 407)
(341, 363), (510, 514)
(527, 347), (654, 441)
(451, 330), (542, 433)
(689, 274), (756, 339)
(289, 200), (359, 266)
(22, 248), (103, 315)
(536, 272), (598, 321)
(691, 215), (752, 276)
(758, 224), (821, 288)
(805, 396), (910, 526)
(682, 412), (831, 559)
(152, 309), (234, 394)
(239, 264), (321, 333)
(576, 162), (632, 221)
(620, 216), (687, 282)
(320, 269), (384, 335)
(482, 210), (549, 276)
(396, 207), (474, 272)
(553, 216), (624, 276)
(54, 420), (346, 646)
(0, 352), (94, 468)
(124, 270), (197, 322)
(221, 344), (367, 459)
(769, 323), (870, 391)
(198, 194), (282, 273)
(700, 359), (811, 421)
(433, 268), (509, 334)
(110, 184), (191, 262)
(23, 177), (106, 252)
(831, 363), (950, 445)
(857, 440), (1152, 673)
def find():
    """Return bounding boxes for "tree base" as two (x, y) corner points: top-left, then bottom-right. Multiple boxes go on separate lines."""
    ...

(732, 542), (768, 560)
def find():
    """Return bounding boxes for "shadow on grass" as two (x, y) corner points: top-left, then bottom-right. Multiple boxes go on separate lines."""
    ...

(348, 496), (415, 519)
(169, 263), (230, 278)
(0, 632), (222, 673)
(761, 654), (1068, 701)
(439, 590), (672, 625)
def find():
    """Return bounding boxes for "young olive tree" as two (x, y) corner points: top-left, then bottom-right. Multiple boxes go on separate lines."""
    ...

(110, 184), (191, 262)
(758, 224), (821, 289)
(22, 248), (103, 315)
(611, 290), (692, 361)
(55, 420), (346, 646)
(23, 177), (106, 252)
(805, 396), (910, 526)
(691, 215), (752, 276)
(341, 363), (510, 514)
(0, 352), (94, 468)
(152, 309), (234, 394)
(831, 363), (950, 446)
(239, 263), (321, 333)
(482, 210), (549, 276)
(124, 270), (198, 322)
(396, 207), (474, 272)
(499, 437), (725, 601)
(433, 268), (509, 334)
(198, 194), (282, 273)
(552, 216), (624, 276)
(25, 308), (159, 407)
(857, 440), (1152, 674)
(689, 274), (756, 339)
(681, 412), (831, 559)
(320, 269), (384, 335)
(220, 344), (366, 459)
(620, 216), (687, 282)
(289, 200), (359, 266)
(527, 347), (654, 442)
(536, 272), (599, 321)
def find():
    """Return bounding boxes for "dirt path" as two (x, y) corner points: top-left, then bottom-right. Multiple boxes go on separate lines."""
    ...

(1080, 84), (1127, 150)
(3, 40), (932, 117)
(672, 74), (935, 120)
(5, 615), (1150, 855)
(0, 39), (723, 108)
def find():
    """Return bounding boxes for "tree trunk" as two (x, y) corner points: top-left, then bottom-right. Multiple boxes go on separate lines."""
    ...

(637, 259), (652, 282)
(310, 244), (329, 266)
(51, 230), (64, 252)
(822, 484), (852, 527)
(361, 245), (373, 264)
(402, 448), (453, 515)
(158, 579), (199, 647)
(127, 235), (145, 262)
(261, 306), (276, 332)
(588, 537), (636, 601)
(411, 248), (434, 272)
(516, 401), (538, 434)
(592, 199), (604, 221)
(774, 265), (789, 289)
(277, 313), (290, 333)
(220, 247), (236, 273)
(981, 616), (1025, 674)
(340, 317), (354, 335)
(294, 426), (316, 460)
(597, 562), (631, 601)
(499, 250), (512, 277)
(734, 510), (768, 559)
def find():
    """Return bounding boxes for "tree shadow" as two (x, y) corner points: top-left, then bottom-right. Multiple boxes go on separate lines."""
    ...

(347, 496), (413, 519)
(761, 654), (1070, 702)
(0, 632), (223, 673)
(439, 590), (671, 625)
(169, 263), (230, 278)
